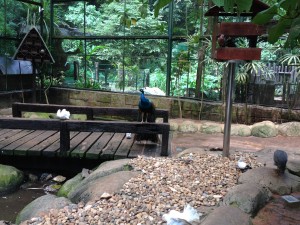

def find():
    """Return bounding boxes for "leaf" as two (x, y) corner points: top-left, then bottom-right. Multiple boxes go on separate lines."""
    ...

(268, 18), (292, 44)
(235, 0), (253, 13)
(212, 0), (224, 7)
(154, 0), (172, 17)
(252, 5), (278, 25)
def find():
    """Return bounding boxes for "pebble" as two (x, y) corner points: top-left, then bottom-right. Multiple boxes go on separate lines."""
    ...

(21, 152), (261, 225)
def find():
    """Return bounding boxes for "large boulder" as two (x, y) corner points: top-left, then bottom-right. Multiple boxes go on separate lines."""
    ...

(68, 170), (139, 204)
(278, 122), (300, 136)
(287, 159), (300, 177)
(57, 173), (84, 197)
(229, 124), (252, 137)
(178, 120), (198, 133)
(67, 159), (138, 203)
(201, 206), (253, 225)
(0, 164), (24, 195)
(16, 194), (71, 224)
(222, 183), (271, 217)
(238, 167), (300, 195)
(251, 121), (278, 138)
(199, 122), (222, 134)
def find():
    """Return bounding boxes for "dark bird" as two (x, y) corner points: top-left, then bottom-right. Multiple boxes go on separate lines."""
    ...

(217, 34), (226, 47)
(217, 34), (236, 48)
(134, 89), (159, 143)
(273, 149), (288, 175)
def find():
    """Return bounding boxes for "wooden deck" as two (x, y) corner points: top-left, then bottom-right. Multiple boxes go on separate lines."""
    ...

(0, 129), (162, 160)
(0, 103), (170, 173)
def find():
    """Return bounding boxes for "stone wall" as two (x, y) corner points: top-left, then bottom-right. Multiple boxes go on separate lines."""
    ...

(47, 87), (300, 124)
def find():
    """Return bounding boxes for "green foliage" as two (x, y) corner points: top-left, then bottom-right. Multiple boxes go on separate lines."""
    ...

(253, 0), (300, 48)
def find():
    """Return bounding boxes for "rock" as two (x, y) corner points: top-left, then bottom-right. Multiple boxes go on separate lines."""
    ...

(229, 124), (252, 137)
(222, 183), (272, 217)
(278, 122), (300, 136)
(170, 121), (179, 131)
(238, 167), (300, 195)
(287, 159), (300, 177)
(251, 121), (278, 138)
(68, 170), (139, 203)
(52, 175), (66, 183)
(178, 121), (198, 133)
(0, 164), (24, 195)
(201, 206), (253, 225)
(15, 194), (71, 224)
(199, 122), (222, 134)
(57, 173), (84, 197)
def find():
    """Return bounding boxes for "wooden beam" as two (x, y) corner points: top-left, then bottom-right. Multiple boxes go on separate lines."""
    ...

(218, 22), (265, 37)
(214, 48), (262, 61)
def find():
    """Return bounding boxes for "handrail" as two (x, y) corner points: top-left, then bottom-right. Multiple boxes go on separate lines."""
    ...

(12, 102), (169, 123)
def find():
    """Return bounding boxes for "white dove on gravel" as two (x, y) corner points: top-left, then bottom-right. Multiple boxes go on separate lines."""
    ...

(163, 204), (201, 225)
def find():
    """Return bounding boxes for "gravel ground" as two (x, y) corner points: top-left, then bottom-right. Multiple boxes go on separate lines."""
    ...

(21, 152), (262, 225)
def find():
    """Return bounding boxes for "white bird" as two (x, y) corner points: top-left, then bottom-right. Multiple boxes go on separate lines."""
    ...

(56, 109), (70, 120)
(163, 204), (201, 225)
(237, 157), (247, 170)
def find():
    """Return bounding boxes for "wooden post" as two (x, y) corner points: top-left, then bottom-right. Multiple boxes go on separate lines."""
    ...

(161, 127), (170, 156)
(60, 120), (70, 154)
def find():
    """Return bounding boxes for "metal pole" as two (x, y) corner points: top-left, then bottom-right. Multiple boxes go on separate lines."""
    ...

(166, 1), (174, 96)
(223, 61), (235, 157)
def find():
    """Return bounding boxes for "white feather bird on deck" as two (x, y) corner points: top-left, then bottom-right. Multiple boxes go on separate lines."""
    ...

(162, 204), (201, 225)
(56, 109), (70, 120)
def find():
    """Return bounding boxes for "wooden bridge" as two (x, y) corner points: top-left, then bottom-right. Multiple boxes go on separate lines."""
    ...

(0, 103), (170, 174)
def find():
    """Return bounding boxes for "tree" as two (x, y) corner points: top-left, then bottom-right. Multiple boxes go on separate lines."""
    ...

(154, 0), (300, 48)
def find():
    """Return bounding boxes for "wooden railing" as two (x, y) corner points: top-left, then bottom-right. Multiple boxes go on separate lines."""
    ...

(12, 102), (169, 123)
(10, 102), (170, 156)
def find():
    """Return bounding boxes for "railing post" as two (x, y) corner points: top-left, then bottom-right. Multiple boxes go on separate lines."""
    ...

(60, 120), (70, 154)
(161, 126), (169, 156)
(12, 103), (21, 117)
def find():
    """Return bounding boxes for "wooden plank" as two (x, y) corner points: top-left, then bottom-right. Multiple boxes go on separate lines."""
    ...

(85, 132), (113, 159)
(69, 132), (91, 157)
(0, 130), (35, 155)
(100, 133), (125, 160)
(114, 135), (135, 159)
(0, 129), (15, 137)
(0, 129), (23, 142)
(214, 48), (262, 61)
(29, 131), (60, 155)
(218, 22), (265, 36)
(12, 130), (48, 156)
(70, 132), (101, 158)
(43, 131), (79, 157)
(128, 139), (145, 158)
(25, 130), (58, 156)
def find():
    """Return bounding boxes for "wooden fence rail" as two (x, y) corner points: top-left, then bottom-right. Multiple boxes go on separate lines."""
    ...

(12, 102), (169, 123)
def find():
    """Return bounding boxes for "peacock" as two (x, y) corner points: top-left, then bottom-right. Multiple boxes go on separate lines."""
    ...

(134, 89), (159, 143)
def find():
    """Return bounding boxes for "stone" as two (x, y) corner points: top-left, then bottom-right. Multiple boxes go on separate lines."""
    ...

(68, 170), (139, 203)
(15, 194), (71, 225)
(251, 121), (278, 138)
(0, 164), (24, 195)
(200, 206), (253, 225)
(238, 167), (300, 195)
(57, 173), (84, 197)
(222, 183), (272, 216)
(228, 124), (252, 137)
(169, 121), (179, 131)
(199, 122), (222, 134)
(178, 121), (198, 133)
(278, 122), (300, 136)
(287, 159), (300, 177)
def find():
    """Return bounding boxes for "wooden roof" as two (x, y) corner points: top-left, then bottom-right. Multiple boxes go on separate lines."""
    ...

(205, 0), (269, 17)
(13, 26), (55, 63)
